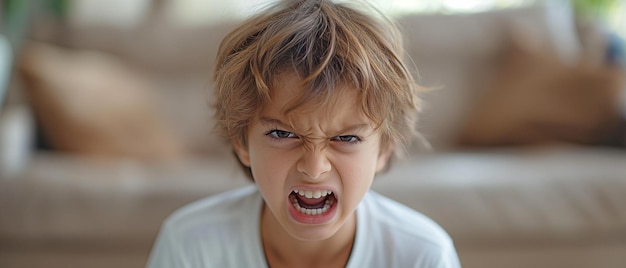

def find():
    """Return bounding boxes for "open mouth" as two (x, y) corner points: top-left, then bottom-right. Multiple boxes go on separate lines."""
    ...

(289, 189), (337, 216)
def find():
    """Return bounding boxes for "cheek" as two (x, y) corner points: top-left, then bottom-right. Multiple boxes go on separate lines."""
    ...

(248, 144), (297, 181)
(334, 150), (380, 183)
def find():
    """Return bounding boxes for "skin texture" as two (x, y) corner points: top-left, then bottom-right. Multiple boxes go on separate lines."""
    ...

(233, 73), (391, 267)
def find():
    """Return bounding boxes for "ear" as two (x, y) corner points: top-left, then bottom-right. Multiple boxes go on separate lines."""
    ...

(232, 139), (251, 167)
(375, 146), (394, 173)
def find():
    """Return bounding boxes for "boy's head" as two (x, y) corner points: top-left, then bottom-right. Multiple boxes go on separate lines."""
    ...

(213, 0), (421, 180)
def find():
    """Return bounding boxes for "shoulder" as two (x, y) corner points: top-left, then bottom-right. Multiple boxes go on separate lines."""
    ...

(147, 185), (262, 268)
(163, 185), (259, 234)
(156, 184), (261, 253)
(359, 191), (460, 267)
(362, 191), (453, 245)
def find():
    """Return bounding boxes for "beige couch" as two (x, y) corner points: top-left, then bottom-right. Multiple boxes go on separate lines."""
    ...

(1, 2), (625, 268)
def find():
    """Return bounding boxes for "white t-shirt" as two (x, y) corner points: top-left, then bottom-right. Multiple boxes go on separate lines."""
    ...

(147, 185), (461, 268)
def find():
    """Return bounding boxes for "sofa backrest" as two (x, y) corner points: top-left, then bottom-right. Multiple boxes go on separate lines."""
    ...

(395, 0), (581, 152)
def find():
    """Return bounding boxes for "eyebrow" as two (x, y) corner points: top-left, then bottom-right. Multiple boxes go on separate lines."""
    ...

(259, 117), (372, 135)
(259, 117), (292, 129)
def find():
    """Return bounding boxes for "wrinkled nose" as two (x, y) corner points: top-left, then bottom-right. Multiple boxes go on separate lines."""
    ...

(297, 148), (331, 180)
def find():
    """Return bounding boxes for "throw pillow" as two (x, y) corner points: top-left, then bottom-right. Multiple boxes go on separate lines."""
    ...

(18, 42), (184, 160)
(455, 29), (625, 147)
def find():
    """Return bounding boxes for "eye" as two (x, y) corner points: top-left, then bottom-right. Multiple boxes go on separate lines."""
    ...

(331, 135), (361, 143)
(266, 129), (298, 139)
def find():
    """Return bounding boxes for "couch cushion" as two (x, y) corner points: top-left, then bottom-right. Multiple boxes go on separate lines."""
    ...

(375, 147), (626, 246)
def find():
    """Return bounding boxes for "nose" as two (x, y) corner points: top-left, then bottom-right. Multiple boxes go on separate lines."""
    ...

(297, 147), (331, 180)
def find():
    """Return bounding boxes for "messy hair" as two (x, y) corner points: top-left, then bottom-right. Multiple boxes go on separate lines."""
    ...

(213, 0), (421, 178)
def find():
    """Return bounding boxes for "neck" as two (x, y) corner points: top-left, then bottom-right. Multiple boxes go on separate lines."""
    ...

(261, 204), (356, 268)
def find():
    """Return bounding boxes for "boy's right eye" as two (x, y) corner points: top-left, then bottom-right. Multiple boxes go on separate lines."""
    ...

(266, 130), (298, 139)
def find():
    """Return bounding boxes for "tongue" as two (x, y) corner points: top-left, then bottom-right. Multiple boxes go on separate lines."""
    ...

(295, 194), (327, 209)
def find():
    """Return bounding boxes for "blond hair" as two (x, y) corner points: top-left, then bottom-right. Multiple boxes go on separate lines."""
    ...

(213, 0), (421, 178)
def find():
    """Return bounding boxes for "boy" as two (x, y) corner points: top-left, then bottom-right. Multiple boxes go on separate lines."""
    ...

(147, 0), (461, 267)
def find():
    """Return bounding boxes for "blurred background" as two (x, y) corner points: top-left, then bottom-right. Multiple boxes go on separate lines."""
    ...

(1, 0), (625, 267)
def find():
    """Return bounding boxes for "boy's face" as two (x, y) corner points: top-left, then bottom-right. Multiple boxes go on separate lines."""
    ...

(233, 73), (391, 241)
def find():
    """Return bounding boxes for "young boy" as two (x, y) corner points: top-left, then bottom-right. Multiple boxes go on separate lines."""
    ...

(147, 0), (460, 267)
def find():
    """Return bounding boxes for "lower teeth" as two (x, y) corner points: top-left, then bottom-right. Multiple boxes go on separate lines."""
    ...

(292, 198), (333, 215)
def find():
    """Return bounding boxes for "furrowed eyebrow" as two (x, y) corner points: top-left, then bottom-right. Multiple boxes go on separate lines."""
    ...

(336, 124), (371, 135)
(259, 117), (292, 129)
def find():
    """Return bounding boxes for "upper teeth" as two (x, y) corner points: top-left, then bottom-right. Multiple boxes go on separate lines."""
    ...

(294, 189), (332, 199)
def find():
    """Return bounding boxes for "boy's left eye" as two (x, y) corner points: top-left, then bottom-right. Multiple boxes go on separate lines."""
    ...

(331, 135), (361, 143)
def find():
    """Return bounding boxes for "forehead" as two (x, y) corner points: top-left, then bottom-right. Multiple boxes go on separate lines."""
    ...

(261, 73), (371, 131)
